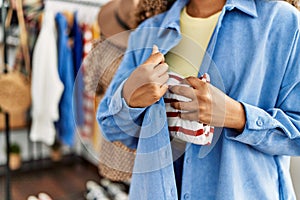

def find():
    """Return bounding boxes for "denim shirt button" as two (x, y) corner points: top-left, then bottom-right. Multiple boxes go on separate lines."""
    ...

(159, 109), (164, 118)
(186, 157), (191, 164)
(256, 119), (263, 127)
(184, 193), (190, 200)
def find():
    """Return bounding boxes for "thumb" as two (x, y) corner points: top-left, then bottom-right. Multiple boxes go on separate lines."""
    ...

(152, 45), (159, 55)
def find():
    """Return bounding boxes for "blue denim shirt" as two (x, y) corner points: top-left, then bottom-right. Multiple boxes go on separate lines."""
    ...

(97, 0), (300, 199)
(56, 13), (75, 146)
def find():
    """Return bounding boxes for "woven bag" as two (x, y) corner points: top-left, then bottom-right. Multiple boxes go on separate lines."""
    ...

(98, 140), (136, 182)
(0, 0), (31, 113)
(85, 37), (136, 182)
(85, 37), (126, 94)
(0, 70), (31, 113)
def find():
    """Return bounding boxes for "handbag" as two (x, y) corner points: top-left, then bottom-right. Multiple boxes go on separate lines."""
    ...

(164, 72), (214, 145)
(98, 139), (136, 182)
(0, 0), (31, 114)
(85, 38), (136, 182)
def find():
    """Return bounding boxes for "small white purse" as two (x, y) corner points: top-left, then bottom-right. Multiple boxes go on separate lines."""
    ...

(164, 72), (214, 145)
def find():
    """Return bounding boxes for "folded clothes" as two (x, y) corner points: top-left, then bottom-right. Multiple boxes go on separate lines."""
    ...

(164, 71), (214, 145)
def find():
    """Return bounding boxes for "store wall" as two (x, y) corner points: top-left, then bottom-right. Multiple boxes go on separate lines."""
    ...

(0, 128), (99, 167)
(291, 157), (300, 198)
(0, 129), (82, 165)
(0, 129), (38, 164)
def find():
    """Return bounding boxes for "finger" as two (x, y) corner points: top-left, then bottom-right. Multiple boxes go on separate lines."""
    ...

(158, 84), (168, 97)
(152, 44), (159, 55)
(143, 52), (165, 68)
(154, 84), (168, 100)
(171, 101), (197, 112)
(153, 63), (169, 77)
(179, 111), (199, 121)
(186, 76), (206, 90)
(156, 72), (169, 85)
(169, 85), (195, 99)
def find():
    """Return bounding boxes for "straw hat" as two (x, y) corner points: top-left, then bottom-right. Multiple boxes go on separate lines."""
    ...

(286, 0), (300, 10)
(98, 0), (139, 38)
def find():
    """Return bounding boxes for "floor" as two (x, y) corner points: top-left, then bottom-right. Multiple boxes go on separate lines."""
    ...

(0, 155), (298, 200)
(0, 156), (101, 200)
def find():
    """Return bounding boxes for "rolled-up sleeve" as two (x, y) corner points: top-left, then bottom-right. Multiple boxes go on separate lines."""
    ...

(98, 78), (146, 148)
(226, 30), (300, 156)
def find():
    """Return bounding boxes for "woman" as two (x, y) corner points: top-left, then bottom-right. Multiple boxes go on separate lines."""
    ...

(98, 0), (300, 199)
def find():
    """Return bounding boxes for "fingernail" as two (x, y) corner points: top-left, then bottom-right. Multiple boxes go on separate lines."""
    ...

(152, 44), (159, 54)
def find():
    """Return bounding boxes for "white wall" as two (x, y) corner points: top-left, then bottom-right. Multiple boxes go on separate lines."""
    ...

(291, 157), (300, 199)
(0, 128), (81, 165)
(0, 129), (36, 164)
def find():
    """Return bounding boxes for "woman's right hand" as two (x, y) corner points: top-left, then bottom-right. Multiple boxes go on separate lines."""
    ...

(122, 45), (169, 108)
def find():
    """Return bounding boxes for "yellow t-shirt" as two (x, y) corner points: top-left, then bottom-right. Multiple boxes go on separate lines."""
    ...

(165, 7), (221, 77)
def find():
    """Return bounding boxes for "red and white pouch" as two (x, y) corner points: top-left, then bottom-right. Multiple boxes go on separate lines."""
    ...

(164, 71), (214, 145)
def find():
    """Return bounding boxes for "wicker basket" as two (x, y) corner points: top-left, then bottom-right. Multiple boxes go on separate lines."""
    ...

(84, 37), (126, 95)
(86, 39), (136, 182)
(98, 140), (136, 182)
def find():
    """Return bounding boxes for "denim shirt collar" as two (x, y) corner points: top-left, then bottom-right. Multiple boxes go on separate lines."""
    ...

(227, 0), (258, 17)
(160, 0), (258, 30)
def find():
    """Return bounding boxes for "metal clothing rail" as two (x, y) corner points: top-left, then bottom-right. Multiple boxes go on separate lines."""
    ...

(46, 0), (105, 7)
(4, 113), (10, 200)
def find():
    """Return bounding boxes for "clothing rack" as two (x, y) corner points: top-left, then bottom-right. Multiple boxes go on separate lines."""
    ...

(46, 0), (105, 7)
(1, 1), (102, 199)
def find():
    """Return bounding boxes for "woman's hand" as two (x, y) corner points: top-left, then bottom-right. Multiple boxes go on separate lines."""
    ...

(123, 45), (169, 108)
(170, 76), (246, 131)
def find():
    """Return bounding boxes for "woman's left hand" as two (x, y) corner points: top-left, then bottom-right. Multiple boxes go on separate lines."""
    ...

(169, 76), (246, 131)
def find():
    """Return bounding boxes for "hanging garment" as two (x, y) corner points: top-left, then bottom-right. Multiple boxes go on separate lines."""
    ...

(30, 11), (64, 145)
(91, 21), (100, 150)
(92, 20), (100, 40)
(23, 0), (44, 55)
(55, 12), (75, 146)
(71, 11), (83, 75)
(71, 11), (84, 127)
(80, 24), (95, 141)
